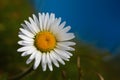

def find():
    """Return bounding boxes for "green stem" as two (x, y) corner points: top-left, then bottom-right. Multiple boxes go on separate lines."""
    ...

(8, 65), (33, 80)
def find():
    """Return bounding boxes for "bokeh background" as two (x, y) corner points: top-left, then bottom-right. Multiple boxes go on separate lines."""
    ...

(0, 0), (120, 80)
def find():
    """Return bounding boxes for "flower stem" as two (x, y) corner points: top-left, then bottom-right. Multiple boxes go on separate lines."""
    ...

(9, 65), (33, 80)
(61, 70), (67, 80)
(77, 56), (82, 80)
(96, 72), (104, 80)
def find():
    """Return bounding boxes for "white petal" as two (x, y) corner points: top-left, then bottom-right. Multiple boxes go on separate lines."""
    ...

(46, 53), (53, 71)
(55, 17), (61, 27)
(21, 47), (36, 56)
(43, 13), (49, 30)
(33, 51), (42, 70)
(21, 24), (32, 33)
(38, 13), (43, 31)
(51, 51), (65, 65)
(46, 15), (52, 30)
(29, 17), (39, 33)
(49, 18), (62, 35)
(49, 25), (58, 35)
(18, 35), (34, 42)
(18, 40), (33, 46)
(41, 13), (45, 29)
(56, 33), (75, 41)
(21, 52), (29, 56)
(58, 41), (76, 46)
(42, 53), (47, 71)
(49, 19), (59, 34)
(64, 51), (73, 56)
(57, 43), (75, 51)
(46, 13), (55, 30)
(61, 26), (71, 33)
(17, 46), (33, 52)
(58, 21), (66, 30)
(54, 48), (70, 61)
(24, 20), (36, 34)
(49, 51), (59, 67)
(32, 14), (39, 27)
(50, 13), (55, 23)
(19, 28), (34, 38)
(26, 51), (36, 64)
(21, 23), (27, 29)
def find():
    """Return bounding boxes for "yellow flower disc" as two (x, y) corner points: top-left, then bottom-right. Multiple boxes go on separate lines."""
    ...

(35, 31), (56, 52)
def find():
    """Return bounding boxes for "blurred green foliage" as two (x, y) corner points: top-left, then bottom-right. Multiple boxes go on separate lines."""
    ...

(0, 0), (33, 79)
(0, 0), (120, 80)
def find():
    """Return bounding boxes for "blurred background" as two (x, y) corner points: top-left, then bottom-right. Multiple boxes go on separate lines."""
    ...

(0, 0), (120, 80)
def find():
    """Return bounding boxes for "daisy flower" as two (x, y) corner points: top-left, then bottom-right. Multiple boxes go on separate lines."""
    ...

(17, 13), (75, 71)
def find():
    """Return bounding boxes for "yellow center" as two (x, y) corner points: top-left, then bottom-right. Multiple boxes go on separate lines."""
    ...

(35, 31), (56, 52)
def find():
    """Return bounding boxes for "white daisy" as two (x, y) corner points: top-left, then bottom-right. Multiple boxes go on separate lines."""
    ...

(17, 13), (75, 71)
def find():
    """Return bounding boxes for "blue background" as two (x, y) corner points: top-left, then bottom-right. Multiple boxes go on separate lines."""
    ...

(33, 0), (120, 54)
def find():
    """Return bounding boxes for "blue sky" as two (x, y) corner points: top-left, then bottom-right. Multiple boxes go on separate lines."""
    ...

(33, 0), (120, 54)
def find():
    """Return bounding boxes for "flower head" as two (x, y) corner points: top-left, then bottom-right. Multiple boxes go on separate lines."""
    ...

(17, 13), (75, 71)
